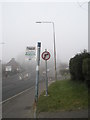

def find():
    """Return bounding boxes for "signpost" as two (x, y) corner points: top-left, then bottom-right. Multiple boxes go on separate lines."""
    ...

(35, 42), (41, 102)
(42, 49), (50, 96)
(34, 42), (41, 118)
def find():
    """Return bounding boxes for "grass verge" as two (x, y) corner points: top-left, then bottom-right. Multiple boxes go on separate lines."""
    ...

(37, 79), (88, 112)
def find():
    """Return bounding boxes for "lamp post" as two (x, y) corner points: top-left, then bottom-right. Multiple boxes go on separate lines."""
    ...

(36, 21), (57, 81)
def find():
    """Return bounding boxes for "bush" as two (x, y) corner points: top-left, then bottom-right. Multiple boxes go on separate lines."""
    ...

(82, 58), (90, 85)
(69, 51), (90, 82)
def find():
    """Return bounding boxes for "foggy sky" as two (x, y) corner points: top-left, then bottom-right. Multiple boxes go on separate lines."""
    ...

(0, 1), (88, 64)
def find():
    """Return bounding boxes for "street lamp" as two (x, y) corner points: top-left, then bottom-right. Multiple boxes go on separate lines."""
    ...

(36, 21), (57, 81)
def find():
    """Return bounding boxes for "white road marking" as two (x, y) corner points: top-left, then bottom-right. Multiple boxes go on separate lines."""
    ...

(0, 86), (34, 104)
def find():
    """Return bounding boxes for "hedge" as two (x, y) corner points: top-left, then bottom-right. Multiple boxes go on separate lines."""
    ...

(69, 51), (90, 83)
(82, 58), (90, 82)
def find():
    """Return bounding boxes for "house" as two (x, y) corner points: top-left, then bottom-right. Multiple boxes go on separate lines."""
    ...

(2, 58), (23, 77)
(5, 58), (21, 73)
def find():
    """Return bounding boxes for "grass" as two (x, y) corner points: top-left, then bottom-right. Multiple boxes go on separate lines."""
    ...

(37, 79), (88, 113)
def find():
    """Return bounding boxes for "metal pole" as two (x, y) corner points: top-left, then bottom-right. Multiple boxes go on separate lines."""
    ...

(45, 49), (48, 96)
(35, 42), (41, 102)
(52, 22), (57, 81)
(34, 42), (41, 118)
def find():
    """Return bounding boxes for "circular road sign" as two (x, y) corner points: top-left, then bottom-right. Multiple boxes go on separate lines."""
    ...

(42, 51), (50, 60)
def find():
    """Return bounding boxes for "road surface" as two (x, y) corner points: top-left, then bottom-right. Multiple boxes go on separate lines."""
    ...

(2, 71), (36, 101)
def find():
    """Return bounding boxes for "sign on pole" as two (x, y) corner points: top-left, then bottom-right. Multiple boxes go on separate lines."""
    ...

(41, 50), (50, 96)
(42, 51), (50, 61)
(25, 46), (36, 60)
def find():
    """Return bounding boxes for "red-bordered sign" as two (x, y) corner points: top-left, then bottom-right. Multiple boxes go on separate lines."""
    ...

(42, 51), (50, 60)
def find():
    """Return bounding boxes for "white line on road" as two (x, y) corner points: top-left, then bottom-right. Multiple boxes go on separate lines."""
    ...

(0, 86), (35, 104)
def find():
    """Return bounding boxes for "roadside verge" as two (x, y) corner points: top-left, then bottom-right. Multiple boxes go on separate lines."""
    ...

(37, 79), (88, 118)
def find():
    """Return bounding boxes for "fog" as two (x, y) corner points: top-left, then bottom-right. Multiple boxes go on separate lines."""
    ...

(0, 1), (88, 65)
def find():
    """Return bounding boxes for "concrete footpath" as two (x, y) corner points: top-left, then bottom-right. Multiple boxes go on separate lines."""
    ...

(2, 80), (88, 118)
(38, 110), (88, 118)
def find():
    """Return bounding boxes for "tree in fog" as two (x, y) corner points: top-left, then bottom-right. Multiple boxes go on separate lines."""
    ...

(59, 62), (70, 79)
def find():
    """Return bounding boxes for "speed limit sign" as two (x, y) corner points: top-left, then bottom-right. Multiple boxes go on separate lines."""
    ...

(42, 51), (50, 61)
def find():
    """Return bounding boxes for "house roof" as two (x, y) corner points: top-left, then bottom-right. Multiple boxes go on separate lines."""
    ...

(6, 58), (20, 69)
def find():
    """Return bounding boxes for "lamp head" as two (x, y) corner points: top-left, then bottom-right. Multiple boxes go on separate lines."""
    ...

(36, 22), (42, 23)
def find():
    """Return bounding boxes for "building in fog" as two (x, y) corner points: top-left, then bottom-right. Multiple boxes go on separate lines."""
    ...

(5, 58), (21, 72)
(3, 58), (22, 77)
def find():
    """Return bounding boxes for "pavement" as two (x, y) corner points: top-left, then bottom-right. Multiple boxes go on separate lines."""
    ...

(38, 110), (88, 118)
(2, 80), (88, 118)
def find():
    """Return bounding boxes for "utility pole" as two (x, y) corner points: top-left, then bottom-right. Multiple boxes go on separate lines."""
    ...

(52, 22), (57, 81)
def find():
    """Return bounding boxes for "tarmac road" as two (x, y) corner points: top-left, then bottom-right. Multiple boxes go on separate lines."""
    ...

(2, 71), (36, 101)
